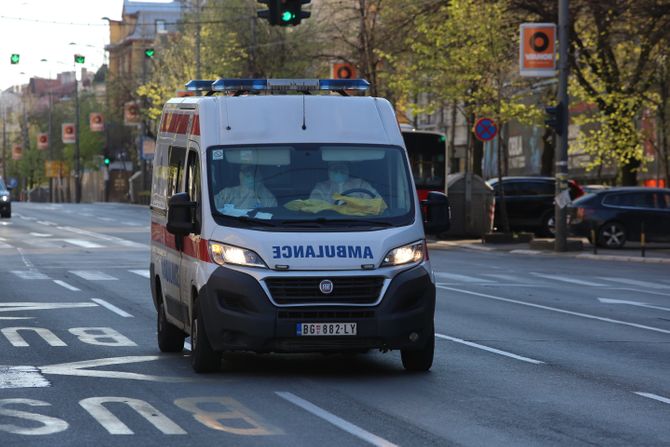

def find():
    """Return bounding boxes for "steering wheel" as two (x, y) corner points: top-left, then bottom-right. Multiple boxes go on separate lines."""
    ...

(340, 188), (377, 198)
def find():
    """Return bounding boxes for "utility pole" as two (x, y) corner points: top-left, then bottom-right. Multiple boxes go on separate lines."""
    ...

(554, 0), (570, 251)
(74, 66), (82, 203)
(195, 0), (202, 81)
(1, 108), (6, 181)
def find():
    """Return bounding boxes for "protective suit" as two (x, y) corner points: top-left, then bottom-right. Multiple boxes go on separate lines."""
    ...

(215, 166), (277, 210)
(309, 162), (380, 203)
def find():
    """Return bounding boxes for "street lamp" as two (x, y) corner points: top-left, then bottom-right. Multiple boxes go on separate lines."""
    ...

(69, 42), (83, 204)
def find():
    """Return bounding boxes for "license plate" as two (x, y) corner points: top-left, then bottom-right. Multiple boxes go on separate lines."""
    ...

(296, 323), (357, 336)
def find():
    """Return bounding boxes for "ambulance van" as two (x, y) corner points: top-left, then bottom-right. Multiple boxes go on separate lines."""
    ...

(150, 79), (450, 373)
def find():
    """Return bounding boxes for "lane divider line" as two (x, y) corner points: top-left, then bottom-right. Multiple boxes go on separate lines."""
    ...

(91, 299), (133, 318)
(438, 286), (670, 335)
(530, 272), (606, 287)
(635, 392), (670, 406)
(275, 392), (398, 447)
(435, 333), (544, 365)
(53, 280), (80, 292)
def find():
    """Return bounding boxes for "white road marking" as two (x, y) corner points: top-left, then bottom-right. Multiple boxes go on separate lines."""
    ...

(91, 299), (133, 318)
(434, 272), (494, 283)
(11, 271), (50, 280)
(17, 248), (35, 269)
(23, 239), (61, 248)
(129, 269), (150, 278)
(510, 249), (542, 255)
(276, 392), (397, 447)
(53, 280), (80, 292)
(2, 327), (67, 347)
(530, 272), (606, 287)
(598, 277), (670, 290)
(435, 333), (544, 364)
(70, 271), (118, 281)
(63, 239), (104, 248)
(635, 392), (670, 406)
(0, 242), (13, 249)
(80, 397), (186, 435)
(0, 302), (98, 313)
(40, 356), (187, 382)
(20, 216), (36, 221)
(598, 298), (670, 313)
(36, 220), (57, 226)
(438, 286), (670, 335)
(97, 217), (115, 222)
(57, 226), (148, 248)
(482, 273), (528, 282)
(29, 233), (52, 237)
(0, 366), (51, 389)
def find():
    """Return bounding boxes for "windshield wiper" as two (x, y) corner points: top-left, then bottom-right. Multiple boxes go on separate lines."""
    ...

(280, 218), (393, 228)
(233, 215), (277, 227)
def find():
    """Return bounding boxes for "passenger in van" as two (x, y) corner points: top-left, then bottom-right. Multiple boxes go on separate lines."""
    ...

(214, 164), (277, 209)
(310, 161), (380, 203)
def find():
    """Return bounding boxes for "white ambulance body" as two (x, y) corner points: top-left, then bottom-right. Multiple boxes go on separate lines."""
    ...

(150, 79), (450, 373)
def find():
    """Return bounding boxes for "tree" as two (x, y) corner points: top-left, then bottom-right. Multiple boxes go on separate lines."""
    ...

(511, 0), (670, 185)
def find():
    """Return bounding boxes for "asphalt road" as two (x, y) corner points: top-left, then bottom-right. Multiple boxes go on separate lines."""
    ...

(1, 202), (669, 446)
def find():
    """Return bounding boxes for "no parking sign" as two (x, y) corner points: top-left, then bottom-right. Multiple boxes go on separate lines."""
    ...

(473, 117), (498, 142)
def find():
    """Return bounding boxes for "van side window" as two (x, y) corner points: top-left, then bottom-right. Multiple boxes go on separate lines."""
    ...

(167, 146), (186, 198)
(186, 151), (201, 203)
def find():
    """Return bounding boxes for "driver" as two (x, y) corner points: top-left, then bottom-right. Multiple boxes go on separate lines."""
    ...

(309, 161), (380, 203)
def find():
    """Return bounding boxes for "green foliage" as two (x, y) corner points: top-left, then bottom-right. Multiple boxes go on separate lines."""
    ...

(386, 0), (540, 126)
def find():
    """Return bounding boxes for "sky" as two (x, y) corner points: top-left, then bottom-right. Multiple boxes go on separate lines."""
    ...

(0, 0), (170, 91)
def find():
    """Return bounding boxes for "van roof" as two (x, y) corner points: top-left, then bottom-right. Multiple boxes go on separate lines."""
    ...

(166, 94), (402, 147)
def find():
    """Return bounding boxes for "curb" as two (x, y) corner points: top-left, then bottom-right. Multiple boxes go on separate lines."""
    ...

(428, 240), (670, 264)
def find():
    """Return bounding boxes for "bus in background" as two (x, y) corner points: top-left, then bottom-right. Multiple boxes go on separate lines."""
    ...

(401, 126), (449, 201)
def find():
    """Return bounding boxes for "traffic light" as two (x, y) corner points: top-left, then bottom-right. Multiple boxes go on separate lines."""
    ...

(544, 103), (564, 135)
(104, 157), (111, 166)
(144, 48), (155, 58)
(10, 54), (20, 64)
(258, 0), (310, 26)
(74, 54), (85, 64)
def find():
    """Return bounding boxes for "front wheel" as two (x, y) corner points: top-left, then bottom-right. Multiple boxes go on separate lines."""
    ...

(401, 329), (434, 372)
(191, 298), (221, 373)
(598, 222), (626, 248)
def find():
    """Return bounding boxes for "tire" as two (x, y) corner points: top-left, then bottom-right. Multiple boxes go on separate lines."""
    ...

(401, 328), (435, 372)
(157, 300), (185, 353)
(191, 297), (221, 373)
(538, 212), (555, 237)
(598, 222), (626, 248)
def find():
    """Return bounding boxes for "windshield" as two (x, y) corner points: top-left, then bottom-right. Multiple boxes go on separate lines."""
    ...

(207, 144), (414, 230)
(402, 132), (446, 190)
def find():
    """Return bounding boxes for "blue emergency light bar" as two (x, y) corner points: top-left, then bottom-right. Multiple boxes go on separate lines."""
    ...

(184, 78), (370, 93)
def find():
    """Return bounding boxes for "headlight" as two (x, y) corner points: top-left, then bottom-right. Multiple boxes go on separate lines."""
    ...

(382, 240), (425, 267)
(0, 195), (8, 202)
(208, 241), (267, 268)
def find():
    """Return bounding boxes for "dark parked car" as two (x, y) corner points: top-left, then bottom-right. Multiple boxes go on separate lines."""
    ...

(0, 177), (11, 218)
(487, 176), (584, 236)
(568, 187), (670, 248)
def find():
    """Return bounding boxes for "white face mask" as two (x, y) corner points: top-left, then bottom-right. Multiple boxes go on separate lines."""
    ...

(240, 171), (255, 188)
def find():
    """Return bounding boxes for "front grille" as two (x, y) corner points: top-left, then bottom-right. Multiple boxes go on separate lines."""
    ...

(277, 310), (375, 319)
(266, 277), (384, 305)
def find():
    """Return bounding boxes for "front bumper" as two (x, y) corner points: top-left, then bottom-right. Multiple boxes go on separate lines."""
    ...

(198, 264), (435, 353)
(0, 201), (10, 213)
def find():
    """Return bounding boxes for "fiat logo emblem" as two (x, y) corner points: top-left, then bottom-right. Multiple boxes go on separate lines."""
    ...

(319, 279), (334, 295)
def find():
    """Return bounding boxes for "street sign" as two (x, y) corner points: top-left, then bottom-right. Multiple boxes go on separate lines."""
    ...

(124, 101), (140, 126)
(141, 137), (156, 161)
(37, 133), (49, 150)
(473, 117), (498, 142)
(45, 160), (65, 178)
(331, 62), (357, 80)
(519, 23), (557, 77)
(12, 145), (22, 160)
(89, 113), (104, 132)
(62, 123), (76, 144)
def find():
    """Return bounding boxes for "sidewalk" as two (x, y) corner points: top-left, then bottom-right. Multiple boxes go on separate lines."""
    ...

(428, 238), (670, 265)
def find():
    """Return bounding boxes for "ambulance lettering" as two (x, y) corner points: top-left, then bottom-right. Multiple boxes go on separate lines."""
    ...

(271, 245), (373, 259)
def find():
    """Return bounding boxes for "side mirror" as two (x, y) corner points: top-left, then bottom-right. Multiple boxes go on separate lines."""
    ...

(167, 192), (197, 236)
(422, 191), (451, 235)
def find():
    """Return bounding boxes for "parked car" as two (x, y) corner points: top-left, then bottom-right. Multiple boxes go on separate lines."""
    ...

(487, 176), (584, 236)
(568, 187), (670, 248)
(0, 177), (11, 218)
(582, 184), (611, 194)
